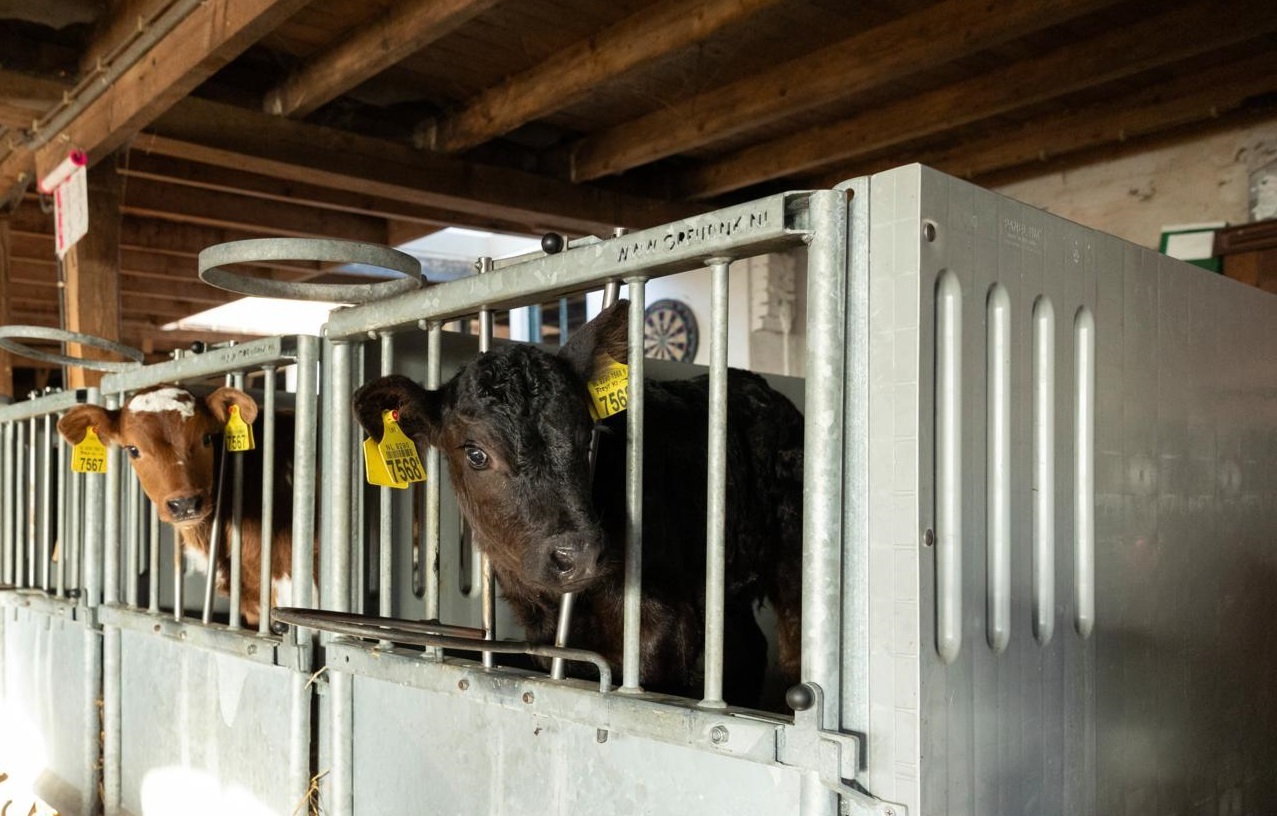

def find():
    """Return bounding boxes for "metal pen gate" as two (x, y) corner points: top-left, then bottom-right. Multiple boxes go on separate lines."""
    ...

(3, 163), (1276, 816)
(1, 335), (320, 816)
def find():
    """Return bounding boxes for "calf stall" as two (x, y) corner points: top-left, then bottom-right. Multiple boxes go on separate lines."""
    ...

(353, 300), (805, 708)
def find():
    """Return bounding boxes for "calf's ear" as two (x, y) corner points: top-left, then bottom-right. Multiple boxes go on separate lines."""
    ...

(57, 405), (121, 446)
(559, 299), (630, 383)
(352, 374), (443, 446)
(205, 387), (259, 426)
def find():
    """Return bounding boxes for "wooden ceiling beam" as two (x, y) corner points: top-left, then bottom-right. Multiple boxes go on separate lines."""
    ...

(0, 0), (310, 207)
(145, 96), (698, 235)
(680, 0), (1277, 198)
(424, 0), (787, 154)
(79, 0), (174, 77)
(568, 0), (1125, 182)
(814, 51), (1277, 188)
(122, 151), (456, 230)
(122, 177), (390, 243)
(263, 0), (498, 119)
(9, 263), (238, 309)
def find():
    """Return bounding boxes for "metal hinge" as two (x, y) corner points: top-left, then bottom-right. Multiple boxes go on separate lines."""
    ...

(777, 682), (908, 816)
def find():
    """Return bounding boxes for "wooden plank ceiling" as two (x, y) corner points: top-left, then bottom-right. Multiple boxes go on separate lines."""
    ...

(0, 0), (1275, 371)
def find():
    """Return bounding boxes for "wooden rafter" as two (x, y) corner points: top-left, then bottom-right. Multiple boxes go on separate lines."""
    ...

(0, 0), (310, 208)
(122, 178), (390, 243)
(145, 97), (698, 236)
(679, 0), (1277, 199)
(0, 214), (13, 397)
(62, 155), (125, 389)
(568, 0), (1125, 182)
(263, 0), (498, 119)
(815, 50), (1277, 188)
(424, 0), (788, 154)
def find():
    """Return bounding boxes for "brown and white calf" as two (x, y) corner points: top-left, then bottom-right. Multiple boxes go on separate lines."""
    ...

(57, 385), (297, 625)
(353, 301), (805, 707)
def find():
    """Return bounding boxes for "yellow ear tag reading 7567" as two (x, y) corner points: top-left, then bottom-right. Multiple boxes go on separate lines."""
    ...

(71, 427), (108, 474)
(224, 404), (255, 452)
(370, 410), (426, 488)
(587, 360), (629, 420)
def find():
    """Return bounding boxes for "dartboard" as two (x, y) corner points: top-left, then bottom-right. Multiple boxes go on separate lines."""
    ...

(643, 299), (699, 362)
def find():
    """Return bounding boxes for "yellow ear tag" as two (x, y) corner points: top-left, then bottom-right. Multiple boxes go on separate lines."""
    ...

(587, 360), (629, 420)
(224, 404), (255, 452)
(376, 410), (426, 485)
(364, 437), (407, 488)
(71, 427), (108, 474)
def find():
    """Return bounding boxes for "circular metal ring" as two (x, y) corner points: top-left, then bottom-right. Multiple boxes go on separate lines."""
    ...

(198, 238), (423, 303)
(0, 325), (144, 371)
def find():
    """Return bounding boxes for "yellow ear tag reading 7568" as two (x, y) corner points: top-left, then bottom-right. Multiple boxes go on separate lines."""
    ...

(587, 360), (629, 420)
(71, 427), (108, 474)
(224, 404), (255, 452)
(375, 410), (426, 486)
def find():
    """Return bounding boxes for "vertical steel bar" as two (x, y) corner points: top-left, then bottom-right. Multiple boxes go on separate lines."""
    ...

(82, 386), (104, 608)
(378, 333), (395, 644)
(353, 345), (367, 615)
(291, 336), (320, 617)
(799, 190), (848, 816)
(125, 450), (140, 608)
(477, 282), (497, 668)
(40, 414), (52, 591)
(259, 366), (277, 634)
(700, 258), (731, 708)
(148, 504), (160, 615)
(172, 526), (185, 620)
(326, 339), (355, 816)
(229, 372), (246, 629)
(15, 420), (26, 586)
(558, 298), (570, 344)
(423, 322), (442, 648)
(26, 416), (37, 588)
(67, 435), (82, 595)
(621, 277), (647, 693)
(102, 394), (122, 607)
(551, 280), (621, 680)
(1, 422), (11, 585)
(56, 430), (67, 597)
(326, 341), (354, 615)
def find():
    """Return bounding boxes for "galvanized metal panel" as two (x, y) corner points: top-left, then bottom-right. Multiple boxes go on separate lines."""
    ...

(351, 673), (801, 816)
(116, 628), (298, 816)
(865, 164), (1277, 815)
(1, 604), (98, 816)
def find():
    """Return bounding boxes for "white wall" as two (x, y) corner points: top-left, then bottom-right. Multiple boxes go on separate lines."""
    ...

(994, 118), (1277, 248)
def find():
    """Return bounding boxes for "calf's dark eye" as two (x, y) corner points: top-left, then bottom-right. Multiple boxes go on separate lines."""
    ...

(464, 445), (489, 470)
(202, 434), (214, 447)
(125, 446), (141, 459)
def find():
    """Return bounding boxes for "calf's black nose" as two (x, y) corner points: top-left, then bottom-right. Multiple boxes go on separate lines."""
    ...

(166, 495), (203, 519)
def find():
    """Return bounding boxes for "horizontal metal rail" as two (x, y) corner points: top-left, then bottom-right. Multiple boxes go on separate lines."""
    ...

(273, 607), (615, 693)
(324, 192), (813, 339)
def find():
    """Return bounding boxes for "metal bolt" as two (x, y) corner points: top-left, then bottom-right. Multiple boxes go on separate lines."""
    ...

(178, 630), (187, 640)
(923, 528), (936, 547)
(710, 725), (729, 744)
(247, 644), (257, 655)
(923, 221), (937, 242)
(458, 679), (469, 691)
(152, 624), (161, 633)
(522, 692), (535, 704)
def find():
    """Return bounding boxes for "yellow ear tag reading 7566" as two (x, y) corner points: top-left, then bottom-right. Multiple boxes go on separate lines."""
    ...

(71, 427), (108, 474)
(224, 404), (255, 452)
(371, 410), (426, 487)
(587, 360), (629, 420)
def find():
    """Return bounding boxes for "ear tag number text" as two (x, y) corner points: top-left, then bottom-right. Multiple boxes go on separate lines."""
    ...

(72, 427), (108, 474)
(372, 410), (426, 487)
(225, 404), (256, 452)
(588, 361), (629, 420)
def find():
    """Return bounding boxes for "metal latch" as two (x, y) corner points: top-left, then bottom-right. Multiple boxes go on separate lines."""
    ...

(777, 682), (908, 816)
